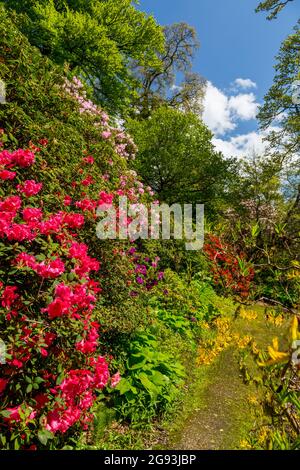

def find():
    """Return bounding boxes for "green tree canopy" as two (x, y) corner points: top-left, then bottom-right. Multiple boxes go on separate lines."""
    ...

(257, 21), (300, 211)
(3, 0), (165, 115)
(127, 107), (235, 216)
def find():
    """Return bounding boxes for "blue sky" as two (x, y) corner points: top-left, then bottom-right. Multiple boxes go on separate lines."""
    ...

(138, 0), (298, 157)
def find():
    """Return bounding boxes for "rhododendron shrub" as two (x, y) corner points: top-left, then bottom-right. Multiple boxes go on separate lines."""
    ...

(203, 234), (254, 298)
(0, 136), (164, 449)
(0, 147), (111, 449)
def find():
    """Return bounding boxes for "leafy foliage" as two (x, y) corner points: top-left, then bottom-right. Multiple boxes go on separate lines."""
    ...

(127, 107), (235, 214)
(113, 331), (185, 426)
(3, 0), (165, 114)
(256, 0), (296, 20)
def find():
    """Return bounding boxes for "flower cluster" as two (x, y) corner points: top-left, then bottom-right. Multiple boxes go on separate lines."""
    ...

(0, 142), (118, 449)
(203, 234), (254, 298)
(63, 77), (137, 160)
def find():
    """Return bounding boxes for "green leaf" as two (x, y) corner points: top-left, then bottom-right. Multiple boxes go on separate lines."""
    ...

(139, 373), (159, 397)
(38, 429), (53, 446)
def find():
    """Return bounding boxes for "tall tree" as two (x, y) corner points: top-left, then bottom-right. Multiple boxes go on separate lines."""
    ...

(256, 0), (296, 20)
(258, 22), (300, 157)
(133, 23), (206, 118)
(127, 107), (235, 216)
(3, 0), (165, 115)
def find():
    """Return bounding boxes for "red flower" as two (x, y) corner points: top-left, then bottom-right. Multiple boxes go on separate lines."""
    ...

(1, 286), (19, 309)
(0, 378), (8, 394)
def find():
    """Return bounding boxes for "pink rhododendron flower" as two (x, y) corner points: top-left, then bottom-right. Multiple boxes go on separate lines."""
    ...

(63, 212), (85, 229)
(0, 170), (16, 180)
(63, 195), (72, 206)
(44, 298), (68, 320)
(75, 198), (97, 212)
(17, 180), (43, 197)
(35, 258), (65, 279)
(98, 191), (114, 206)
(101, 130), (112, 139)
(82, 156), (94, 165)
(22, 207), (43, 222)
(81, 176), (94, 186)
(1, 286), (19, 309)
(7, 223), (35, 242)
(12, 149), (35, 167)
(0, 195), (22, 213)
(110, 372), (121, 388)
(15, 252), (37, 268)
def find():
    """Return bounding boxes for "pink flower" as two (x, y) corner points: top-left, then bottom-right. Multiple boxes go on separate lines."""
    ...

(17, 180), (43, 197)
(12, 149), (35, 167)
(45, 410), (61, 433)
(110, 372), (121, 388)
(44, 298), (67, 320)
(0, 170), (16, 180)
(1, 286), (19, 309)
(81, 176), (94, 186)
(63, 212), (85, 229)
(98, 191), (114, 205)
(15, 252), (37, 269)
(7, 223), (35, 242)
(22, 207), (43, 222)
(5, 406), (21, 422)
(101, 130), (112, 139)
(68, 242), (88, 259)
(75, 198), (97, 212)
(55, 283), (73, 301)
(0, 195), (22, 213)
(82, 156), (94, 165)
(36, 258), (65, 279)
(63, 195), (72, 206)
(40, 348), (48, 357)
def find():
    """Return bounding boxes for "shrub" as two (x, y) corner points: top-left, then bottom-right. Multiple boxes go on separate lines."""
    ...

(112, 331), (185, 426)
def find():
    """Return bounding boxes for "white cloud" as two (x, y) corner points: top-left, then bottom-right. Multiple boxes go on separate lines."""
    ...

(202, 82), (236, 136)
(234, 78), (257, 90)
(202, 81), (260, 137)
(213, 127), (281, 159)
(228, 93), (259, 120)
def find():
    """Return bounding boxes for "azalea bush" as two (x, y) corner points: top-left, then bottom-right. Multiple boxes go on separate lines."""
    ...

(203, 234), (255, 299)
(0, 130), (167, 449)
(0, 143), (110, 449)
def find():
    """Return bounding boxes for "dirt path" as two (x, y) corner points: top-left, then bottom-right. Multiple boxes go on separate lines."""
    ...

(176, 346), (254, 449)
(172, 306), (288, 450)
